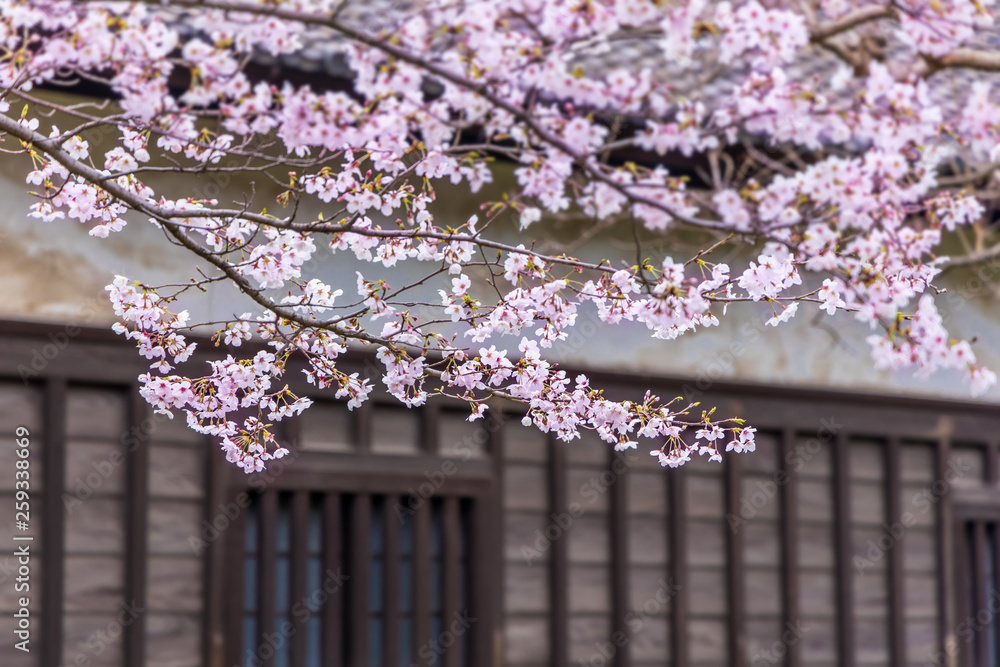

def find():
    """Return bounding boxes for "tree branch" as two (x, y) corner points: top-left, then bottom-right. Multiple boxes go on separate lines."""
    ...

(809, 4), (896, 42)
(79, 0), (738, 233)
(941, 242), (1000, 270)
(926, 48), (1000, 73)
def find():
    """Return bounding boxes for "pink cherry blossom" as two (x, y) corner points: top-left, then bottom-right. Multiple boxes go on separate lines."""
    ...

(2, 0), (997, 470)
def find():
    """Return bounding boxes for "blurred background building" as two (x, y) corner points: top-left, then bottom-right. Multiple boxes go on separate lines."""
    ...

(3, 44), (1000, 667)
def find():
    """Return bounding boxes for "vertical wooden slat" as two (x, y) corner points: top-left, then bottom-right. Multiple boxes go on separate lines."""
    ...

(726, 453), (746, 667)
(205, 438), (231, 667)
(668, 469), (688, 667)
(350, 494), (372, 667)
(472, 494), (496, 667)
(610, 450), (630, 667)
(490, 411), (505, 667)
(953, 520), (972, 667)
(222, 475), (247, 667)
(937, 438), (956, 663)
(885, 438), (904, 667)
(290, 492), (310, 667)
(548, 437), (568, 667)
(125, 385), (149, 667)
(833, 431), (855, 667)
(413, 496), (431, 667)
(322, 493), (343, 667)
(973, 521), (988, 666)
(259, 490), (278, 667)
(384, 493), (402, 667)
(780, 430), (801, 667)
(442, 496), (463, 667)
(41, 378), (67, 667)
(994, 522), (1000, 667)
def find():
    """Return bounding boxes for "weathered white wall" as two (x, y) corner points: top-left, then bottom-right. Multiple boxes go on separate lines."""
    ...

(2, 128), (998, 403)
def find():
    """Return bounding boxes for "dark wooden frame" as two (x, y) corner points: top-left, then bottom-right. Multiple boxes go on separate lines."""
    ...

(5, 320), (1000, 667)
(217, 482), (496, 667)
(40, 378), (66, 667)
(952, 496), (1000, 667)
(210, 396), (500, 667)
(779, 428), (801, 667)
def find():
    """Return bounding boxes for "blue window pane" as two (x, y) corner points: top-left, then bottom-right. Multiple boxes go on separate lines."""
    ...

(243, 616), (257, 667)
(244, 557), (257, 611)
(370, 617), (383, 667)
(308, 497), (322, 554)
(429, 615), (442, 666)
(400, 510), (413, 556)
(430, 503), (442, 556)
(400, 558), (412, 612)
(400, 616), (412, 667)
(276, 557), (290, 611)
(275, 615), (290, 667)
(458, 503), (467, 557)
(371, 498), (384, 555)
(987, 526), (997, 667)
(430, 560), (441, 612)
(370, 559), (383, 612)
(307, 558), (322, 612)
(455, 621), (466, 667)
(306, 616), (322, 667)
(245, 499), (259, 552)
(277, 496), (291, 552)
(459, 562), (466, 609)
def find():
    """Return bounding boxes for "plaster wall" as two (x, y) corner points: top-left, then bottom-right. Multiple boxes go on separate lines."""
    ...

(2, 127), (998, 404)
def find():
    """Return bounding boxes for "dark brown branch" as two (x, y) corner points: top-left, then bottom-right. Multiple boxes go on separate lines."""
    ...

(80, 0), (734, 232)
(810, 4), (897, 41)
(941, 243), (1000, 270)
(927, 48), (1000, 73)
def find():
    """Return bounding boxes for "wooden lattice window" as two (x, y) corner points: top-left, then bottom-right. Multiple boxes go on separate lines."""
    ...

(956, 514), (1000, 667)
(238, 489), (477, 667)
